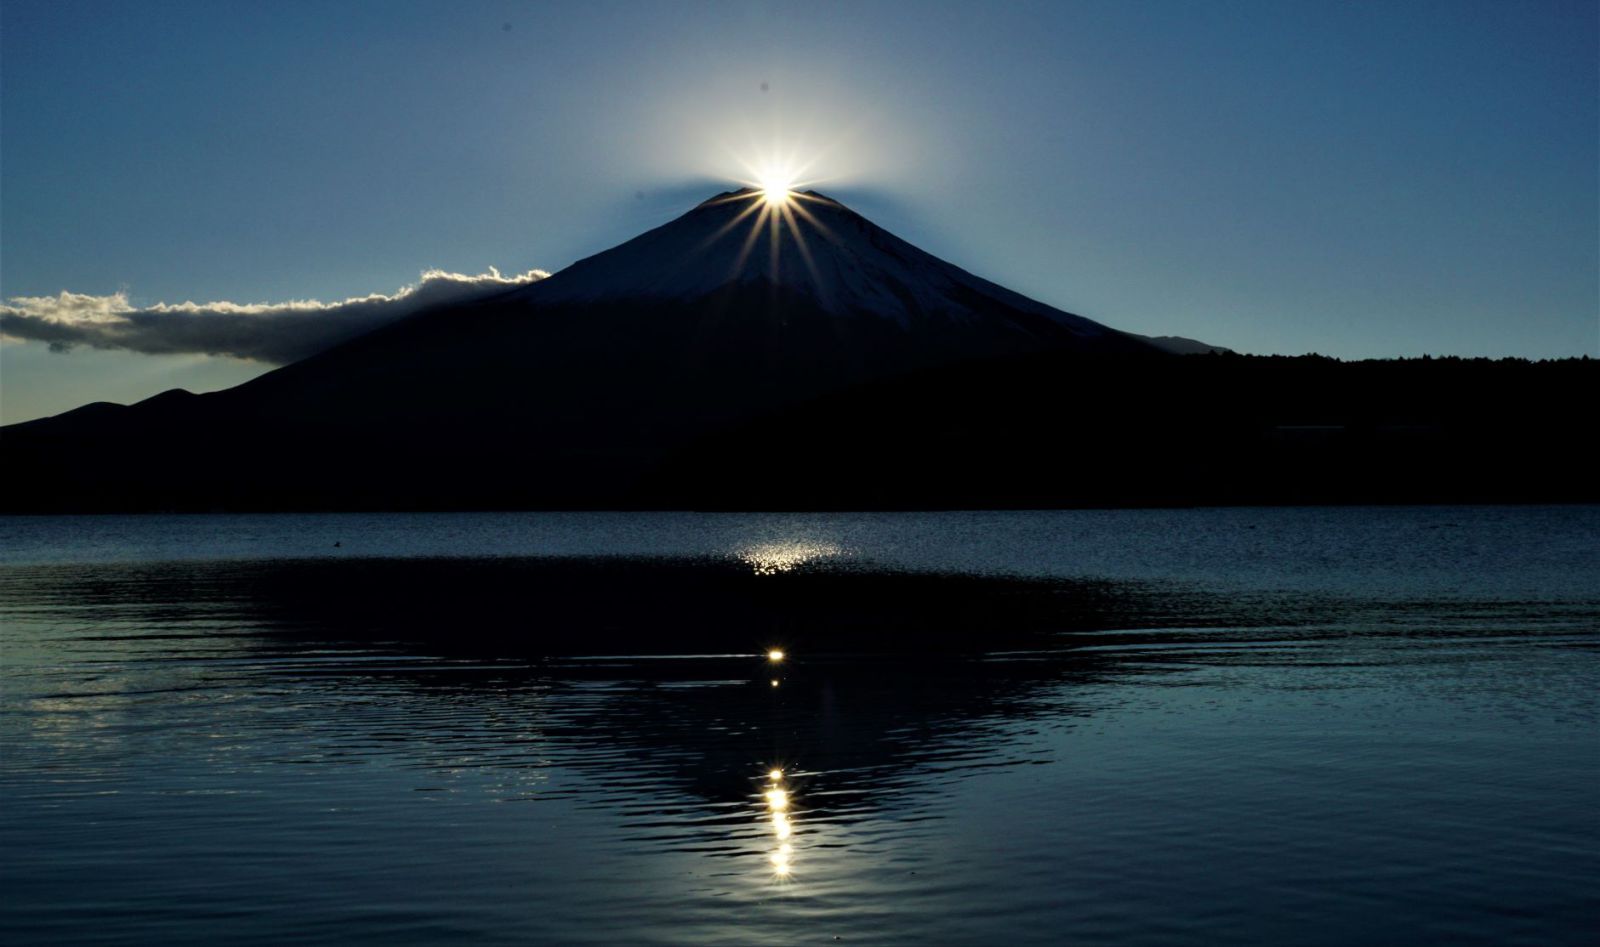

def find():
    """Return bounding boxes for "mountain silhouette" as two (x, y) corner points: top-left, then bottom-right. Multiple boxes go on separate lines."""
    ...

(10, 188), (1589, 512)
(213, 188), (1160, 433)
(2, 188), (1171, 510)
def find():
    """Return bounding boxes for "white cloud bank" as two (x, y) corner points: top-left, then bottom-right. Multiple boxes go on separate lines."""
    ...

(0, 267), (549, 365)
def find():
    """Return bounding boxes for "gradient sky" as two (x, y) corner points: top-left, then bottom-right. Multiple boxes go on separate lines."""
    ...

(2, 0), (1596, 423)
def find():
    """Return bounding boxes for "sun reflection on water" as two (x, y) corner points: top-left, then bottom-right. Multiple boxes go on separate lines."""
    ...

(762, 766), (797, 880)
(738, 541), (842, 576)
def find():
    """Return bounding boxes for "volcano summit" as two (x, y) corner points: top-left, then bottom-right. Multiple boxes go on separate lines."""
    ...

(525, 188), (1126, 338)
(3, 189), (1171, 510)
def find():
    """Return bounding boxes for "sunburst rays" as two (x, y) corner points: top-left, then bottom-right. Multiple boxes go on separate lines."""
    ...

(711, 188), (839, 295)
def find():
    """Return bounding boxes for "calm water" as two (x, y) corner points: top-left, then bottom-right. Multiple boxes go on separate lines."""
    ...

(1, 508), (1596, 945)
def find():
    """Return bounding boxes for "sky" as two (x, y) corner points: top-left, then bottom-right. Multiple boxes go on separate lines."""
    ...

(2, 0), (1596, 423)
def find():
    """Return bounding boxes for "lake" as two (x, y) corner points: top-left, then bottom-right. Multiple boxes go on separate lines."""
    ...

(2, 508), (1596, 945)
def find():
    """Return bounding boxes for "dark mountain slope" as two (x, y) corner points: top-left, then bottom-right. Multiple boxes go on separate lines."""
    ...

(2, 189), (1165, 511)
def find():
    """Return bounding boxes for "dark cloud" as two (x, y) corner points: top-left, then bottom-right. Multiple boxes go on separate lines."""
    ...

(0, 268), (548, 364)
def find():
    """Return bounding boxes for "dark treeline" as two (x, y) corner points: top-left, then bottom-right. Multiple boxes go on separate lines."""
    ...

(2, 353), (1594, 512)
(645, 353), (1598, 509)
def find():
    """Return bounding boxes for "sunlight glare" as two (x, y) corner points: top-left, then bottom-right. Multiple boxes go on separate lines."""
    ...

(758, 168), (795, 207)
(757, 764), (798, 882)
(741, 541), (843, 576)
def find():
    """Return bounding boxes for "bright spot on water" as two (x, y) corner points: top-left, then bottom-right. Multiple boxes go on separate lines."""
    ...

(759, 766), (798, 881)
(739, 541), (842, 576)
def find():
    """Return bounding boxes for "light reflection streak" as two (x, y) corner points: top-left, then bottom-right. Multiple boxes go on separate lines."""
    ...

(761, 766), (798, 880)
(739, 541), (842, 575)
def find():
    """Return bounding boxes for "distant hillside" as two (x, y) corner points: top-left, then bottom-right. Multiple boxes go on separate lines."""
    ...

(3, 353), (1592, 512)
(1134, 334), (1233, 355)
(644, 354), (1599, 509)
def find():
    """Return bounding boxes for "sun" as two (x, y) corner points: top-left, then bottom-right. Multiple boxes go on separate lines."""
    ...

(759, 172), (794, 206)
(729, 147), (818, 209)
(711, 153), (838, 292)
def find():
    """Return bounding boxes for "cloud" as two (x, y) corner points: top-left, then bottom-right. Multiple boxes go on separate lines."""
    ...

(0, 267), (549, 364)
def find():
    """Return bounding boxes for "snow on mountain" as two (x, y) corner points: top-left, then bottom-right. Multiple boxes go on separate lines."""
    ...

(521, 188), (1115, 340)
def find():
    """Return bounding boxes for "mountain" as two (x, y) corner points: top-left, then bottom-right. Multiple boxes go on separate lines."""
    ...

(524, 189), (1119, 338)
(2, 188), (1168, 511)
(1132, 334), (1234, 355)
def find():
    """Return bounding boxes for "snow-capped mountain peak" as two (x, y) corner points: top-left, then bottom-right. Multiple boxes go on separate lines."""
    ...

(521, 188), (1112, 340)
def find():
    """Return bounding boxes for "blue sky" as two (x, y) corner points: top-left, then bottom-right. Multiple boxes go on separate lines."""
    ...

(2, 0), (1595, 423)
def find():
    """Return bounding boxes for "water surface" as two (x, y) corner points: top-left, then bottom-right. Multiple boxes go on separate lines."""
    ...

(2, 508), (1596, 945)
